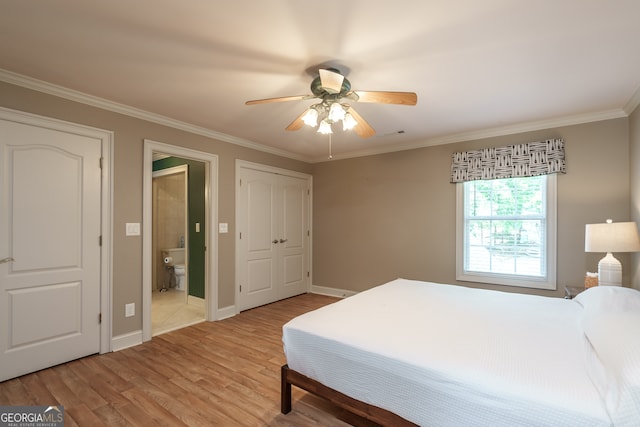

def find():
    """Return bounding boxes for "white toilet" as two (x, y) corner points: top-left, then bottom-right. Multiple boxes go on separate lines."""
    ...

(173, 264), (186, 291)
(163, 248), (187, 291)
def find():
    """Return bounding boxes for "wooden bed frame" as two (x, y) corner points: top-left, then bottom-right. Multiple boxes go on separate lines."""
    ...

(281, 364), (418, 426)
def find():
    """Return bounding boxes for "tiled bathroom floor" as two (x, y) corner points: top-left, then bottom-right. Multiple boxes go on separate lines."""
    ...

(152, 289), (205, 336)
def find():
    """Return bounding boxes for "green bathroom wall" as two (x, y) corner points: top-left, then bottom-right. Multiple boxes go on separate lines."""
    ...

(153, 157), (206, 299)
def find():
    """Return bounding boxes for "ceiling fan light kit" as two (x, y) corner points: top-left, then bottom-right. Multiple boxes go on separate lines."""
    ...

(246, 67), (418, 140)
(300, 100), (357, 135)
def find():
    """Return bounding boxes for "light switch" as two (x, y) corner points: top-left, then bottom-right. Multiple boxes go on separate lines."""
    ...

(219, 223), (228, 233)
(125, 303), (135, 317)
(126, 223), (140, 236)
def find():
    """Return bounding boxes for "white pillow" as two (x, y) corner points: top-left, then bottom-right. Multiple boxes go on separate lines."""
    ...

(574, 286), (640, 425)
(574, 285), (640, 316)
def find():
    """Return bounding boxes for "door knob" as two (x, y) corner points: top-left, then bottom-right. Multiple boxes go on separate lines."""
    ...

(0, 257), (14, 264)
(279, 239), (288, 243)
(272, 239), (279, 244)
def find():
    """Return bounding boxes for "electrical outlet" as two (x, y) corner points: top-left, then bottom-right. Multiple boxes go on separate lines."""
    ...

(125, 303), (135, 317)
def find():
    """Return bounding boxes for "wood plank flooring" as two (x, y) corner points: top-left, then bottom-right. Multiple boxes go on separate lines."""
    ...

(0, 293), (381, 426)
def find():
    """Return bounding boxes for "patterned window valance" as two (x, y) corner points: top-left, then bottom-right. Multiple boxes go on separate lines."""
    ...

(450, 138), (566, 183)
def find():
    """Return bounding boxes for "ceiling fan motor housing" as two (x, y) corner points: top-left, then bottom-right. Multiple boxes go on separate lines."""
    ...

(311, 68), (351, 97)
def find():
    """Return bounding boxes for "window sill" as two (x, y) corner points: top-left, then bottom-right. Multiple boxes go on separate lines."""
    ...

(456, 272), (557, 290)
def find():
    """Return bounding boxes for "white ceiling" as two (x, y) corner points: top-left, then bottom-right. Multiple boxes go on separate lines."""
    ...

(1, 0), (640, 162)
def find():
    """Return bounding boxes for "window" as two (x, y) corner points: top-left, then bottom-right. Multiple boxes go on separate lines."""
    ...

(456, 174), (557, 289)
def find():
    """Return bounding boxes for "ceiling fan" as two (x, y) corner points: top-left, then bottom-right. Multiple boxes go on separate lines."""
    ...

(245, 68), (417, 138)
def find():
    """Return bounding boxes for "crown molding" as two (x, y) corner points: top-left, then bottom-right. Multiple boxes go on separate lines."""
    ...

(0, 69), (312, 163)
(624, 84), (640, 115)
(2, 69), (632, 165)
(312, 108), (628, 163)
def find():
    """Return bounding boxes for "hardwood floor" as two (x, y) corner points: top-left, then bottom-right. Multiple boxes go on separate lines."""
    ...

(0, 293), (381, 426)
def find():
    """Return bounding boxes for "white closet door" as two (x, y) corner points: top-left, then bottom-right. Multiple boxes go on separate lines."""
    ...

(237, 165), (310, 311)
(278, 175), (309, 300)
(0, 117), (102, 382)
(238, 169), (279, 311)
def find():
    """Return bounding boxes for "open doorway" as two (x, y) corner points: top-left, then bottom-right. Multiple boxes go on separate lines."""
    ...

(152, 162), (204, 335)
(143, 140), (219, 342)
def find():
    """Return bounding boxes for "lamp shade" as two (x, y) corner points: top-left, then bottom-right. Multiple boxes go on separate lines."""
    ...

(343, 112), (357, 130)
(301, 108), (318, 127)
(585, 220), (640, 253)
(328, 102), (346, 122)
(317, 119), (332, 135)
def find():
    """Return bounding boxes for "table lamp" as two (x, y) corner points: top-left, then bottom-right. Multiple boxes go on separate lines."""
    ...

(584, 219), (640, 286)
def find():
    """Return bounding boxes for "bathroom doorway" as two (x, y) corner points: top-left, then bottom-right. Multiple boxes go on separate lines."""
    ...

(142, 140), (219, 343)
(151, 156), (204, 335)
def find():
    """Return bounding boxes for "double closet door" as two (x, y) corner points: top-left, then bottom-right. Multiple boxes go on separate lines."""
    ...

(237, 163), (311, 312)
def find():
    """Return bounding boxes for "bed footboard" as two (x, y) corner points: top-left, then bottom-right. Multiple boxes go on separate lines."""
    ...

(280, 364), (417, 426)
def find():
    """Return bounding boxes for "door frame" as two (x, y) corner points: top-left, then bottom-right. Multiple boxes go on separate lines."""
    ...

(142, 139), (218, 342)
(235, 160), (312, 314)
(0, 106), (113, 354)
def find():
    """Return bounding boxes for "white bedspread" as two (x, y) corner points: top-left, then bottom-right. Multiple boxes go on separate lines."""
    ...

(283, 278), (614, 426)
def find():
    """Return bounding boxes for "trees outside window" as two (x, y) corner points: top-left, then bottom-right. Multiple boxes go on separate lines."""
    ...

(456, 175), (557, 290)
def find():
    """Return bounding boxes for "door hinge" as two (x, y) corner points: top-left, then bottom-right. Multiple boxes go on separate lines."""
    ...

(239, 178), (242, 187)
(99, 235), (102, 246)
(239, 232), (242, 239)
(99, 313), (102, 324)
(307, 230), (310, 237)
(240, 285), (242, 292)
(307, 271), (310, 277)
(99, 157), (103, 169)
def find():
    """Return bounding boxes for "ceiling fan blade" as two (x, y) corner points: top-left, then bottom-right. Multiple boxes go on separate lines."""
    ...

(285, 110), (307, 131)
(346, 107), (376, 138)
(352, 91), (417, 106)
(319, 69), (344, 94)
(245, 95), (310, 105)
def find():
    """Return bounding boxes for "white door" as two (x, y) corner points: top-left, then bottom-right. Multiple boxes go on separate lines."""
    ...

(0, 117), (102, 382)
(238, 169), (279, 310)
(279, 175), (310, 299)
(237, 166), (310, 311)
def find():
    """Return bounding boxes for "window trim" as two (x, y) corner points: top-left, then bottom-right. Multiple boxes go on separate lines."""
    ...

(455, 174), (557, 290)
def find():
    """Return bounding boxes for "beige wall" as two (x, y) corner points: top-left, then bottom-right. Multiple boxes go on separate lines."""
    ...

(0, 81), (312, 337)
(1, 78), (635, 338)
(630, 104), (640, 290)
(312, 118), (631, 297)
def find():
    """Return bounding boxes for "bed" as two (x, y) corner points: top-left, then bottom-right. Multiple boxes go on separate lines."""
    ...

(281, 278), (640, 426)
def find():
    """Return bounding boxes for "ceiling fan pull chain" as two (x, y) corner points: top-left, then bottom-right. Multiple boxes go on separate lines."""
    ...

(328, 134), (333, 160)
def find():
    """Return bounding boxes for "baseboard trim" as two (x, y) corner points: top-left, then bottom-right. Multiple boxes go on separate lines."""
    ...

(216, 305), (236, 320)
(188, 295), (205, 308)
(310, 285), (357, 298)
(111, 293), (342, 351)
(111, 330), (143, 351)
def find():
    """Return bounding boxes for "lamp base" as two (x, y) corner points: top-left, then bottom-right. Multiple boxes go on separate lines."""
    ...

(598, 252), (622, 286)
